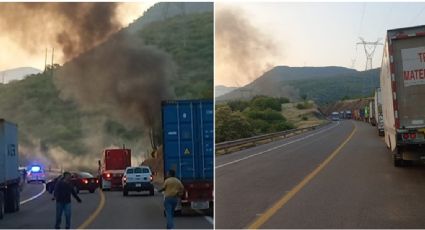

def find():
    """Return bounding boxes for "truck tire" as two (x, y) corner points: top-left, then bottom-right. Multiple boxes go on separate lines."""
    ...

(394, 147), (405, 167)
(0, 192), (4, 219)
(5, 185), (19, 213)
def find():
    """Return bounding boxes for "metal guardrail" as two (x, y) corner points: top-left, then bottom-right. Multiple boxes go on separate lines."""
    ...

(215, 122), (331, 154)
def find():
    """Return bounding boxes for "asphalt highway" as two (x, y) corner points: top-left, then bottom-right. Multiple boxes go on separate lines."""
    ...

(0, 179), (212, 229)
(216, 120), (425, 228)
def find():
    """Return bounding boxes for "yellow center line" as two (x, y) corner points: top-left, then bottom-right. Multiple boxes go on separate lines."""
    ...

(77, 189), (105, 229)
(246, 122), (357, 229)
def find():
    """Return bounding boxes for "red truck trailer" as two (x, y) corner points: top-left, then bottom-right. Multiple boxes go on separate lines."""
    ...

(98, 148), (131, 190)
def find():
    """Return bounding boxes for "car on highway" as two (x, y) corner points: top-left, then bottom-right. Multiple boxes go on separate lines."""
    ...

(46, 172), (99, 194)
(27, 165), (46, 183)
(122, 166), (154, 196)
(70, 172), (99, 193)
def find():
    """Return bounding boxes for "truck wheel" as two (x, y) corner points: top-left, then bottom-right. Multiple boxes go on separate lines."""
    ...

(0, 192), (4, 219)
(14, 187), (19, 212)
(5, 185), (18, 213)
(394, 148), (405, 167)
(394, 158), (404, 167)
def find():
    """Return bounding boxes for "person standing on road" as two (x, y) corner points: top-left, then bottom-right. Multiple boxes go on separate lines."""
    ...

(158, 169), (184, 229)
(53, 172), (82, 229)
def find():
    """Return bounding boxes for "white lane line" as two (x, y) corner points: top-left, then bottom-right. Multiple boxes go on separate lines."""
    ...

(20, 183), (46, 205)
(216, 121), (340, 169)
(195, 209), (214, 225)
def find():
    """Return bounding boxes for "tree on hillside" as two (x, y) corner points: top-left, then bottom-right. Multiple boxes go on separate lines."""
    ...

(215, 105), (253, 142)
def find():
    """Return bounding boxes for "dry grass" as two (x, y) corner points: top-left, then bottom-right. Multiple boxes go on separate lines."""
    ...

(282, 101), (327, 128)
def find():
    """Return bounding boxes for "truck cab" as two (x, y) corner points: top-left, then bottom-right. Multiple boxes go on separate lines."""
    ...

(331, 112), (340, 121)
(99, 148), (131, 190)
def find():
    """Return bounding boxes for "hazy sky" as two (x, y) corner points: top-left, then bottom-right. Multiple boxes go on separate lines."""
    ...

(0, 2), (155, 72)
(216, 2), (425, 87)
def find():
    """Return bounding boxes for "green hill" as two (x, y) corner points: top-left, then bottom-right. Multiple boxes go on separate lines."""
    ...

(0, 8), (213, 169)
(217, 66), (380, 105)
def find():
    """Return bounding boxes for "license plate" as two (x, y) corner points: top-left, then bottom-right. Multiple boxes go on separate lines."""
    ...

(191, 201), (209, 210)
(135, 183), (141, 187)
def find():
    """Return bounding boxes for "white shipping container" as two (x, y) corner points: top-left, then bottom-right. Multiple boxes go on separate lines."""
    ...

(380, 25), (425, 166)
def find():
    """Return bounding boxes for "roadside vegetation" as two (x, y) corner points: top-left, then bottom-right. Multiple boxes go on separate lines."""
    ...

(215, 96), (294, 143)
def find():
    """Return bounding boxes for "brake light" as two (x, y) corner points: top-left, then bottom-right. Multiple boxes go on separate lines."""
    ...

(123, 176), (127, 182)
(103, 173), (111, 180)
(410, 133), (417, 139)
(82, 179), (88, 184)
(403, 133), (409, 139)
(96, 179), (99, 184)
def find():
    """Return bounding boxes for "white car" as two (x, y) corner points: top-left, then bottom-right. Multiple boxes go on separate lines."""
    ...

(27, 166), (46, 183)
(122, 166), (154, 196)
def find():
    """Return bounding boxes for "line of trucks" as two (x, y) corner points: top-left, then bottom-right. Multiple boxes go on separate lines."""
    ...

(333, 25), (425, 167)
(0, 99), (213, 220)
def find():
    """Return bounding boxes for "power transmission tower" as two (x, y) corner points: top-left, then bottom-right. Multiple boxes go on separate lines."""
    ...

(356, 37), (383, 70)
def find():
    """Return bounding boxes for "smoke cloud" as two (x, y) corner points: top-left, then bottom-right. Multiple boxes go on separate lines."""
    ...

(0, 3), (121, 61)
(216, 7), (282, 87)
(54, 33), (176, 130)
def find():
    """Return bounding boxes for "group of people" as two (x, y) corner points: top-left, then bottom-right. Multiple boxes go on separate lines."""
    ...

(51, 169), (183, 229)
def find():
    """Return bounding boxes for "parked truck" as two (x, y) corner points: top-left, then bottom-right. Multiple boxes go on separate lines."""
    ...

(98, 148), (131, 190)
(162, 100), (213, 214)
(331, 112), (340, 121)
(345, 110), (352, 119)
(380, 25), (425, 166)
(369, 99), (376, 126)
(374, 88), (384, 136)
(0, 119), (20, 219)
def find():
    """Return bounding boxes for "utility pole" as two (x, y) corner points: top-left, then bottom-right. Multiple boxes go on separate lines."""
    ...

(356, 37), (383, 70)
(51, 48), (54, 77)
(44, 48), (47, 72)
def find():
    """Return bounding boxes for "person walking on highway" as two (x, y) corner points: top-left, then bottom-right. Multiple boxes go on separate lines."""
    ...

(158, 169), (184, 229)
(53, 172), (82, 229)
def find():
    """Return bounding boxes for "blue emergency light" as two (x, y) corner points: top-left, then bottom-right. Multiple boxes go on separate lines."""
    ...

(30, 165), (41, 172)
